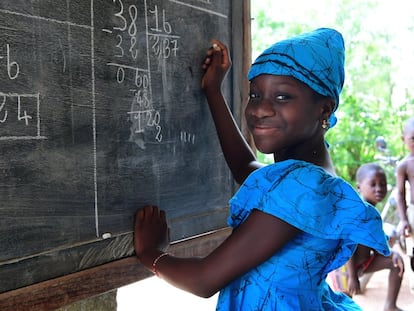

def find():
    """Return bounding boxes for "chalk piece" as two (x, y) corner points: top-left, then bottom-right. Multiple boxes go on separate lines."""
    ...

(102, 232), (112, 239)
(212, 43), (220, 51)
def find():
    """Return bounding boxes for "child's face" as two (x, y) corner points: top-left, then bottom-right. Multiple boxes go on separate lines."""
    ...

(245, 75), (323, 154)
(358, 170), (387, 205)
(402, 125), (414, 154)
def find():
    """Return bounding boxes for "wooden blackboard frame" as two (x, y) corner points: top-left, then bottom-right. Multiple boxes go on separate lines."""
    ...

(0, 0), (251, 309)
(0, 228), (232, 311)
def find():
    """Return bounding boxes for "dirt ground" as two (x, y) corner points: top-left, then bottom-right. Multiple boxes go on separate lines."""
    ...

(117, 246), (414, 310)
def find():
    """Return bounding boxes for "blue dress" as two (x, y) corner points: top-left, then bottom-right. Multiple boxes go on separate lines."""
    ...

(216, 160), (390, 311)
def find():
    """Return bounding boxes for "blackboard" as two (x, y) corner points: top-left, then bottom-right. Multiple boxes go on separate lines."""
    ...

(0, 0), (243, 294)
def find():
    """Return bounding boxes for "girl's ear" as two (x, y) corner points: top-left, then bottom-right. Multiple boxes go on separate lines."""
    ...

(319, 97), (335, 121)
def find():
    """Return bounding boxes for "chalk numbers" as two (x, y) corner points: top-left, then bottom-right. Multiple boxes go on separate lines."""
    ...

(131, 108), (162, 142)
(112, 0), (139, 61)
(0, 94), (32, 125)
(0, 44), (36, 131)
(149, 6), (179, 59)
(0, 44), (20, 81)
(133, 89), (150, 108)
(107, 0), (169, 144)
(5, 44), (20, 80)
(0, 95), (9, 123)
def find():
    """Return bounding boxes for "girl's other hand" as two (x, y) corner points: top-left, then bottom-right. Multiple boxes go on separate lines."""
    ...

(133, 205), (170, 259)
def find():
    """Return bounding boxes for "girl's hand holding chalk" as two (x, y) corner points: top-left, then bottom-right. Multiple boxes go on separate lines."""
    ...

(212, 43), (221, 51)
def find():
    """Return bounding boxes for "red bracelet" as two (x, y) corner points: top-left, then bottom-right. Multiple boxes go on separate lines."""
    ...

(152, 253), (170, 276)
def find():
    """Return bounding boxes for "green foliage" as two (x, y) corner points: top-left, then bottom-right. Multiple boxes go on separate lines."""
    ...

(256, 152), (273, 165)
(251, 0), (413, 188)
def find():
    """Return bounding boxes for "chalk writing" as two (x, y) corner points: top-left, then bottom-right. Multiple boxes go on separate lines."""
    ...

(169, 0), (228, 18)
(4, 44), (19, 80)
(0, 43), (45, 140)
(0, 43), (20, 80)
(180, 130), (195, 144)
(103, 0), (182, 146)
(0, 92), (45, 140)
(149, 5), (180, 59)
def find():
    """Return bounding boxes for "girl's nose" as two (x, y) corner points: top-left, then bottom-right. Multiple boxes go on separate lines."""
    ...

(246, 98), (275, 118)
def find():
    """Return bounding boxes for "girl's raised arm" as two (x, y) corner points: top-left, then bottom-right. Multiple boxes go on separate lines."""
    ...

(201, 40), (263, 184)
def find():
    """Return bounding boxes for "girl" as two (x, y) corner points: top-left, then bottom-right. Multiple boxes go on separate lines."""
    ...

(133, 28), (390, 310)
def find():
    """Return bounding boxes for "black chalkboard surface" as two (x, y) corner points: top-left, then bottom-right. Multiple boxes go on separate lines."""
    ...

(0, 0), (239, 293)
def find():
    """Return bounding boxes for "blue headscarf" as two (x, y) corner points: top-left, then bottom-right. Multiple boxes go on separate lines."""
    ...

(248, 28), (345, 128)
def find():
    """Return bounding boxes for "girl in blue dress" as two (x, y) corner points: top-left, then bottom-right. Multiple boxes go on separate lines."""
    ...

(133, 28), (390, 310)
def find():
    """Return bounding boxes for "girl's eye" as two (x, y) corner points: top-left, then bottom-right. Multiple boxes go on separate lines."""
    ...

(275, 94), (290, 101)
(249, 92), (259, 99)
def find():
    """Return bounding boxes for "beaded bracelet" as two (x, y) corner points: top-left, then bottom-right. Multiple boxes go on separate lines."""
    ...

(152, 252), (170, 276)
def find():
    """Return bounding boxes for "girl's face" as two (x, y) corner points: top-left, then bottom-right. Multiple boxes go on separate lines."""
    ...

(245, 75), (324, 155)
(357, 170), (387, 206)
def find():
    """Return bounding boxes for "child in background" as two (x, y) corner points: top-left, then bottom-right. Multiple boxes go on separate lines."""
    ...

(133, 28), (390, 310)
(331, 163), (405, 311)
(396, 116), (414, 290)
(396, 118), (414, 259)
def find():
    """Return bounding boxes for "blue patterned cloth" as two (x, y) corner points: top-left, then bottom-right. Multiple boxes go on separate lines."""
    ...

(216, 160), (390, 310)
(248, 28), (345, 129)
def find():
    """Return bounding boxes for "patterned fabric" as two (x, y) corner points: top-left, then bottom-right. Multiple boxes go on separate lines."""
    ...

(215, 160), (390, 311)
(247, 28), (345, 129)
